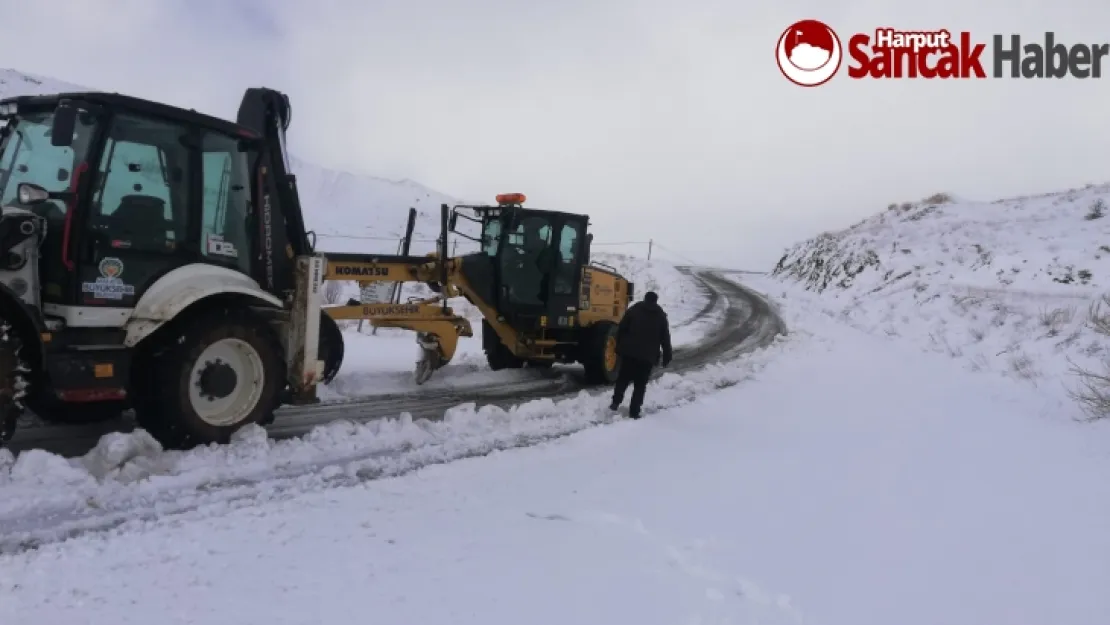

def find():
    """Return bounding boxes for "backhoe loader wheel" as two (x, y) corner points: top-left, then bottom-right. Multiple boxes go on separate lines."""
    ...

(0, 319), (29, 443)
(135, 308), (284, 450)
(580, 321), (620, 385)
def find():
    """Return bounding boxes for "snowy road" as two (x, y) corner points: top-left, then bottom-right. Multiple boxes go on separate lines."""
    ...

(4, 273), (1106, 625)
(0, 269), (783, 553)
(5, 268), (773, 458)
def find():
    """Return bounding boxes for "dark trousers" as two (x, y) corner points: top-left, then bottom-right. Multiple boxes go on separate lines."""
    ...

(611, 356), (654, 417)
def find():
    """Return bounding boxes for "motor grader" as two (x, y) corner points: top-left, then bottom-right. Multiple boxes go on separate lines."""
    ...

(0, 87), (632, 450)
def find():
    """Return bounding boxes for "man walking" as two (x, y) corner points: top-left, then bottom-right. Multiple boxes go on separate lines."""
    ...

(609, 290), (672, 419)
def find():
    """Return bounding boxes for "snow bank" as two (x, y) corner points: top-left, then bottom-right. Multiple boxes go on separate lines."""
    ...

(592, 252), (709, 323)
(768, 186), (1110, 399)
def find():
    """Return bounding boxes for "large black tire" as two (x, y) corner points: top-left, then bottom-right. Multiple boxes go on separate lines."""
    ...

(134, 308), (285, 450)
(0, 317), (28, 442)
(483, 319), (523, 371)
(486, 343), (524, 370)
(580, 321), (621, 385)
(319, 312), (344, 384)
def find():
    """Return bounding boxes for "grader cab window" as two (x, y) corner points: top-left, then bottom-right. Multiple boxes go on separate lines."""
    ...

(554, 222), (582, 295)
(500, 215), (553, 306)
(481, 217), (501, 256)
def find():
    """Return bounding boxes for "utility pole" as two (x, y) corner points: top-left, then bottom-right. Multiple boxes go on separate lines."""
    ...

(647, 239), (653, 260)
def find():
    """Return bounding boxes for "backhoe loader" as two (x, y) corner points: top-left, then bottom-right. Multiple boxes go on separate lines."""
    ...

(0, 87), (631, 450)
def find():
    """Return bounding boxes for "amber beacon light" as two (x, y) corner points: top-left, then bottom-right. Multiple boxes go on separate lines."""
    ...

(495, 193), (526, 205)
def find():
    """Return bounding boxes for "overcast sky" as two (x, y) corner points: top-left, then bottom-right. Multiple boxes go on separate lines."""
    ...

(6, 0), (1109, 268)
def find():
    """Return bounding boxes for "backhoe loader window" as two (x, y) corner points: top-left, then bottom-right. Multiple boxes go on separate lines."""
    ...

(200, 131), (251, 273)
(91, 114), (189, 248)
(0, 109), (97, 214)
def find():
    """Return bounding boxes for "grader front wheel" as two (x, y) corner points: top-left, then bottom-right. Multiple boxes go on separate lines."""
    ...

(581, 321), (621, 385)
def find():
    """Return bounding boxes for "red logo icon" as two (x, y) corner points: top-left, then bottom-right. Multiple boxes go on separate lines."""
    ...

(776, 20), (843, 86)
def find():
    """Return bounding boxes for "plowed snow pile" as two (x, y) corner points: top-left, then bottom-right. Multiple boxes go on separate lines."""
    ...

(770, 187), (1110, 400)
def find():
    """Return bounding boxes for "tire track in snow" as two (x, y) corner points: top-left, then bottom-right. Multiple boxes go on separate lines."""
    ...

(0, 271), (784, 553)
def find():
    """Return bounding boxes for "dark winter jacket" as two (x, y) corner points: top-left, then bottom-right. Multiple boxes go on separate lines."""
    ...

(615, 300), (672, 365)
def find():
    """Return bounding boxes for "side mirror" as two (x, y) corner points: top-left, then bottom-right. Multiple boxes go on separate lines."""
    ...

(584, 232), (593, 263)
(17, 183), (50, 205)
(50, 102), (77, 147)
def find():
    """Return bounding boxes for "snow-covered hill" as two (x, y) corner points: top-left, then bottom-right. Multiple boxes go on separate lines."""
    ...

(0, 68), (85, 97)
(0, 68), (463, 254)
(769, 186), (1110, 411)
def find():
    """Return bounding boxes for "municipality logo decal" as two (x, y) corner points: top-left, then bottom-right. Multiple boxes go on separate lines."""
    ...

(99, 257), (124, 279)
(83, 257), (134, 300)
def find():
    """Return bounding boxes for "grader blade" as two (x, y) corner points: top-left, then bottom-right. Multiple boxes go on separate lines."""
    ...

(325, 299), (473, 386)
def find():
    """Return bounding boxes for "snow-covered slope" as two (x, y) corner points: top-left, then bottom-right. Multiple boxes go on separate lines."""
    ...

(0, 67), (463, 252)
(0, 68), (85, 97)
(769, 186), (1110, 399)
(288, 155), (463, 250)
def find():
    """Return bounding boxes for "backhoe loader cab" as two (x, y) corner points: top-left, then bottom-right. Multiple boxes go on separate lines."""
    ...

(0, 89), (333, 448)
